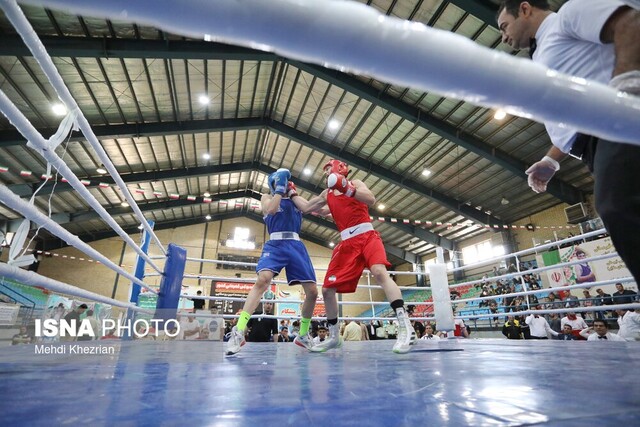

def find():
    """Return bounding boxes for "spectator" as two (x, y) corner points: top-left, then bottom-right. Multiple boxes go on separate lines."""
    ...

(556, 324), (577, 341)
(616, 308), (640, 341)
(595, 288), (614, 319)
(191, 290), (206, 312)
(277, 327), (292, 342)
(61, 303), (88, 342)
(179, 315), (201, 340)
(612, 283), (638, 305)
(358, 321), (370, 341)
(247, 302), (278, 343)
(581, 290), (595, 321)
(561, 313), (589, 340)
(368, 320), (381, 341)
(77, 309), (101, 341)
(502, 316), (523, 339)
(564, 293), (580, 309)
(312, 326), (329, 345)
(411, 319), (425, 339)
(580, 319), (626, 341)
(420, 324), (441, 341)
(204, 307), (225, 341)
(342, 320), (362, 341)
(11, 325), (32, 345)
(548, 313), (562, 333)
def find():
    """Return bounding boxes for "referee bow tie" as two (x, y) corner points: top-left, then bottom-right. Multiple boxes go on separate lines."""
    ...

(528, 38), (537, 58)
(598, 335), (607, 340)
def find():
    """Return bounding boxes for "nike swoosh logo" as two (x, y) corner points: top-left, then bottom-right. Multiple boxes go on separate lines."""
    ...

(349, 227), (359, 235)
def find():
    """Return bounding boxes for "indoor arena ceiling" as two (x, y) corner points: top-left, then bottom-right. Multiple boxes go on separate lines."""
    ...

(0, 0), (591, 266)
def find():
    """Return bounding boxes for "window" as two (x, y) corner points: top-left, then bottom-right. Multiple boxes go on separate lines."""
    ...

(461, 240), (505, 265)
(425, 258), (454, 271)
(223, 227), (255, 250)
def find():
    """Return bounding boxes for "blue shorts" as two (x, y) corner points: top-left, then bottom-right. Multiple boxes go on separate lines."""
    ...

(256, 240), (317, 285)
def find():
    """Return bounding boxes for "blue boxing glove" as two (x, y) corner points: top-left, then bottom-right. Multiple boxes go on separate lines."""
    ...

(273, 168), (290, 196)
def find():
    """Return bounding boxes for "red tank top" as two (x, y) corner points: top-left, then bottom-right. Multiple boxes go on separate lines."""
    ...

(327, 191), (371, 232)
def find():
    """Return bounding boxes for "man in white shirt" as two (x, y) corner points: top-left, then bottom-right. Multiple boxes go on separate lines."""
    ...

(525, 310), (559, 339)
(312, 326), (329, 345)
(496, 0), (640, 285)
(616, 308), (640, 341)
(580, 319), (626, 341)
(204, 308), (225, 341)
(179, 315), (201, 340)
(420, 324), (441, 341)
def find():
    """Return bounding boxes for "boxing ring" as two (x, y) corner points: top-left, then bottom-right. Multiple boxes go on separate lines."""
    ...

(1, 0), (640, 425)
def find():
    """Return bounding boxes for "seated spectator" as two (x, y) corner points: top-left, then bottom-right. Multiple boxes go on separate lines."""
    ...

(312, 326), (329, 344)
(277, 327), (292, 342)
(548, 313), (562, 333)
(561, 313), (588, 340)
(564, 293), (580, 309)
(579, 319), (625, 341)
(502, 316), (522, 340)
(581, 290), (595, 321)
(11, 326), (32, 345)
(420, 324), (441, 341)
(556, 324), (577, 340)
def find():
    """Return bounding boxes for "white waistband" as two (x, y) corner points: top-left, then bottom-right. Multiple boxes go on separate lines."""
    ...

(270, 231), (300, 240)
(340, 222), (374, 240)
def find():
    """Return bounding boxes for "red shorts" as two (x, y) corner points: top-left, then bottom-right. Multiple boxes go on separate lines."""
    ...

(323, 231), (390, 293)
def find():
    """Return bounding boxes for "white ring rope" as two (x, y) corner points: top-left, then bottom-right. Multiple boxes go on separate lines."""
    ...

(13, 0), (640, 144)
(456, 303), (640, 323)
(0, 0), (166, 255)
(0, 185), (158, 294)
(0, 89), (163, 275)
(0, 262), (152, 312)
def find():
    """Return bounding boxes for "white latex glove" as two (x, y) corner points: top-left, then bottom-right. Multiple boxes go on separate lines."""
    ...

(525, 156), (560, 193)
(610, 70), (640, 96)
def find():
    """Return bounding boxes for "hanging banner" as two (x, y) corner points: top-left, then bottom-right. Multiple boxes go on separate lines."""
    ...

(537, 237), (634, 295)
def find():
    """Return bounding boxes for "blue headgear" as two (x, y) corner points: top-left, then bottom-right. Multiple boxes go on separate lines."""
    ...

(267, 172), (278, 195)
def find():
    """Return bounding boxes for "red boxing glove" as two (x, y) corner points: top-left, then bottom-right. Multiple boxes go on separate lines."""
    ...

(286, 181), (298, 198)
(327, 173), (356, 197)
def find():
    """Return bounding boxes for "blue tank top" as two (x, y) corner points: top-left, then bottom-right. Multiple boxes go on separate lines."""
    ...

(264, 198), (302, 234)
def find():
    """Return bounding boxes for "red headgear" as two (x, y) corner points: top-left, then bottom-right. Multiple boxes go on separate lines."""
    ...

(323, 159), (349, 177)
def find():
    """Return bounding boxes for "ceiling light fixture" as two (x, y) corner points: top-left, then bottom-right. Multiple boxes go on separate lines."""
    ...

(198, 95), (210, 105)
(202, 153), (211, 160)
(378, 204), (386, 211)
(203, 192), (211, 197)
(501, 197), (510, 205)
(303, 168), (312, 176)
(493, 109), (507, 120)
(205, 214), (212, 220)
(52, 103), (67, 116)
(328, 119), (340, 130)
(329, 242), (335, 248)
(96, 167), (107, 174)
(421, 168), (432, 177)
(121, 201), (129, 207)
